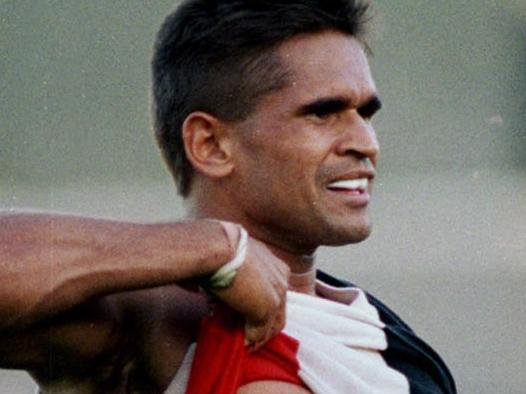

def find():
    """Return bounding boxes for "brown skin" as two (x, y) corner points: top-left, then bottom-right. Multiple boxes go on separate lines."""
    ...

(0, 214), (289, 392)
(187, 31), (380, 270)
(0, 31), (379, 393)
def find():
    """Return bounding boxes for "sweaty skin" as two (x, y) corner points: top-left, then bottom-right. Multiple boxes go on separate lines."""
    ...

(0, 31), (379, 394)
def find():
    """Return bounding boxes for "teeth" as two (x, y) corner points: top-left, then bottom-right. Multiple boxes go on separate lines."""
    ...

(328, 178), (368, 190)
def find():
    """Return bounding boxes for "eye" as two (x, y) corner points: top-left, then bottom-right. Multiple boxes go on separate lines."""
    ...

(310, 106), (338, 120)
(301, 98), (349, 121)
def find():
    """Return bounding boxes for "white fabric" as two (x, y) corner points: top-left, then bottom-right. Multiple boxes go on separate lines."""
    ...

(284, 281), (410, 394)
(164, 280), (410, 393)
(164, 343), (197, 394)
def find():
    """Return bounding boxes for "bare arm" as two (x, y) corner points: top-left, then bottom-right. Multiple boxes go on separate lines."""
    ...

(0, 211), (288, 371)
(0, 211), (232, 332)
(0, 209), (289, 387)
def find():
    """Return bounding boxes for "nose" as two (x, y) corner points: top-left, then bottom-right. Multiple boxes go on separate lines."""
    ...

(335, 117), (379, 167)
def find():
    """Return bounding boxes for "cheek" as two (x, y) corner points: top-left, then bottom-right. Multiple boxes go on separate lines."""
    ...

(240, 127), (329, 189)
(272, 148), (318, 186)
(242, 153), (313, 204)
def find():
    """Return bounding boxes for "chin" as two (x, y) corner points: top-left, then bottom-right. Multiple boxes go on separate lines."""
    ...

(321, 218), (373, 246)
(346, 225), (372, 243)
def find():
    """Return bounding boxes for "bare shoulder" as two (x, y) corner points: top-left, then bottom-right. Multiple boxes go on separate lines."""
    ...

(238, 381), (312, 394)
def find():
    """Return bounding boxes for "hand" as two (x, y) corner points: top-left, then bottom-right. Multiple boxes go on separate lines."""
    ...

(210, 234), (290, 351)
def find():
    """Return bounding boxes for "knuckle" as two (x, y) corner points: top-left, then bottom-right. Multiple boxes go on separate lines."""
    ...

(254, 307), (271, 324)
(270, 292), (281, 309)
(277, 283), (287, 298)
(276, 319), (286, 332)
(279, 264), (290, 279)
(245, 330), (259, 346)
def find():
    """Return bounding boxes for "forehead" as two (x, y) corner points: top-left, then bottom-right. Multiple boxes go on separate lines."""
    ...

(272, 30), (376, 105)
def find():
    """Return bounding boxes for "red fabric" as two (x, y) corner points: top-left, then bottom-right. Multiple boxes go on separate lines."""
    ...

(185, 308), (305, 394)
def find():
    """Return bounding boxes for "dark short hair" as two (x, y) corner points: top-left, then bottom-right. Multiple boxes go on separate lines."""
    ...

(152, 0), (371, 196)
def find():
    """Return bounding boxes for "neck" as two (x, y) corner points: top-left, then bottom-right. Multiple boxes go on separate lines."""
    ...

(186, 194), (318, 295)
(288, 268), (317, 295)
(245, 233), (317, 295)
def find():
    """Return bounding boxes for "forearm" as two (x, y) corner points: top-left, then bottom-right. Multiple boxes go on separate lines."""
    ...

(0, 211), (232, 330)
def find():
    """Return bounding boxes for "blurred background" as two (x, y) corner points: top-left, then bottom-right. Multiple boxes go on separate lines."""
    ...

(1, 0), (525, 392)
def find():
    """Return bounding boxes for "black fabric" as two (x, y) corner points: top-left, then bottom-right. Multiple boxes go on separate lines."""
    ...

(316, 270), (457, 394)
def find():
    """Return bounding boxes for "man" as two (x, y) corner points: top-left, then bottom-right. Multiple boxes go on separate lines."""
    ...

(0, 0), (456, 393)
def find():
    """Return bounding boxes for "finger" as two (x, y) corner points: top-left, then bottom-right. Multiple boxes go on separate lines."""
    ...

(244, 308), (279, 349)
(244, 320), (269, 350)
(244, 297), (287, 352)
(264, 258), (289, 291)
(250, 326), (274, 352)
(274, 295), (287, 333)
(275, 259), (291, 277)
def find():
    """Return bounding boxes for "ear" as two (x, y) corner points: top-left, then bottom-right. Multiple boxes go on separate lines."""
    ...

(182, 111), (235, 179)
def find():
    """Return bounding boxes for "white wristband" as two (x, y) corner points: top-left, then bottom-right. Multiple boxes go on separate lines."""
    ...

(208, 226), (248, 288)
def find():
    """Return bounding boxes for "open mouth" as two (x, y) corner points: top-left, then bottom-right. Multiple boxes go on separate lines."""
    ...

(327, 178), (368, 195)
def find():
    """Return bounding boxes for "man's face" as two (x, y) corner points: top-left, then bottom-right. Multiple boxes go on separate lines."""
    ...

(228, 31), (381, 253)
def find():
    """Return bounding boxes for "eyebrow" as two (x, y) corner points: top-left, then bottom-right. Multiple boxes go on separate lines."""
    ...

(296, 94), (382, 118)
(357, 95), (382, 118)
(296, 96), (352, 117)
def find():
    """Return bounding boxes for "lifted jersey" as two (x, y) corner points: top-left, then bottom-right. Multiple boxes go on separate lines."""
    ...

(166, 271), (456, 394)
